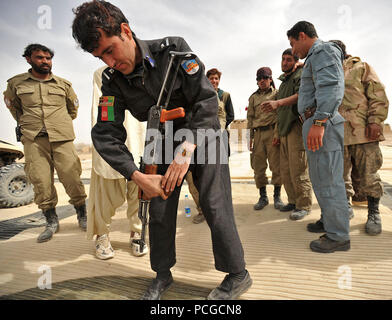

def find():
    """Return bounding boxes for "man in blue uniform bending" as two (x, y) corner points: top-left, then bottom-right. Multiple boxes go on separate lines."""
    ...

(287, 21), (350, 253)
(71, 0), (251, 300)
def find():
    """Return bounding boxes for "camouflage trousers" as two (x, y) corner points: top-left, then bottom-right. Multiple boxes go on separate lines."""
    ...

(22, 136), (87, 211)
(250, 126), (281, 188)
(351, 160), (367, 200)
(344, 142), (383, 199)
(279, 121), (312, 210)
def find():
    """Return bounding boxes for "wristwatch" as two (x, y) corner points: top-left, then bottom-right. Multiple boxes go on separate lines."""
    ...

(313, 119), (327, 127)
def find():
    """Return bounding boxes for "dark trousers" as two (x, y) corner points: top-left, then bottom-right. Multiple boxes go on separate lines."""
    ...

(148, 133), (246, 274)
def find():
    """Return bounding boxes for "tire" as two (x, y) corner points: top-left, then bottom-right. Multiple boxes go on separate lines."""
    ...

(0, 163), (34, 208)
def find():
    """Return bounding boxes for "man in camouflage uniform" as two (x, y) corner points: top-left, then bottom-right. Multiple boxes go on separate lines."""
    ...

(3, 44), (87, 243)
(331, 40), (389, 235)
(247, 67), (283, 211)
(261, 49), (313, 220)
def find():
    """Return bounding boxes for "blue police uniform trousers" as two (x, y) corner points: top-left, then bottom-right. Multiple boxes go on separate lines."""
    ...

(302, 113), (350, 241)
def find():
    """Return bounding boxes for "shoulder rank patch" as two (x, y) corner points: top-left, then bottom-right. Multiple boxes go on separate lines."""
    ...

(181, 59), (199, 75)
(99, 96), (115, 121)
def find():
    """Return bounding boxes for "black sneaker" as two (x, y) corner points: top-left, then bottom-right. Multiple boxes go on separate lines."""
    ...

(310, 234), (350, 253)
(307, 220), (325, 233)
(207, 270), (252, 300)
(280, 203), (296, 212)
(290, 209), (309, 220)
(140, 274), (173, 300)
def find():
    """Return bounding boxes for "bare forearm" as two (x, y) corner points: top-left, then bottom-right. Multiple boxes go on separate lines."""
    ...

(130, 170), (142, 182)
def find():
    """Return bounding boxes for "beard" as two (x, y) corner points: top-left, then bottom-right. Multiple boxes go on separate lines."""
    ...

(282, 65), (294, 74)
(31, 61), (51, 74)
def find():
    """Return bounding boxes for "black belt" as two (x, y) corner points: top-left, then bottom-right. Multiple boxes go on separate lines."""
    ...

(255, 124), (274, 131)
(301, 106), (316, 122)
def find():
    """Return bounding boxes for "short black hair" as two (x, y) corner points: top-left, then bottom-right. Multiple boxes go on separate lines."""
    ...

(22, 44), (54, 58)
(282, 48), (299, 61)
(72, 0), (129, 53)
(287, 21), (318, 40)
(329, 40), (348, 58)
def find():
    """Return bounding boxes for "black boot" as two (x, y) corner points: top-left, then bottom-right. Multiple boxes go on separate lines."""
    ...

(141, 271), (173, 300)
(37, 208), (59, 243)
(366, 196), (382, 235)
(75, 203), (87, 231)
(254, 187), (268, 210)
(273, 185), (284, 210)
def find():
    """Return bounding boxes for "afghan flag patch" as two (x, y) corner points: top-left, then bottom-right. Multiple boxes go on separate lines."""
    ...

(99, 96), (115, 121)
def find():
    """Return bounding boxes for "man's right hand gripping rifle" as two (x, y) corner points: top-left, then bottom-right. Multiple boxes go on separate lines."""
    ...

(130, 51), (197, 256)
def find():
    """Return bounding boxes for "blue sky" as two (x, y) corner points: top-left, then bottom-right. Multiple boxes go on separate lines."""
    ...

(1, 0), (391, 144)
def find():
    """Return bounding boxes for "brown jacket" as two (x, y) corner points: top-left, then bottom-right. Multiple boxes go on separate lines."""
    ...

(247, 87), (278, 137)
(4, 70), (79, 142)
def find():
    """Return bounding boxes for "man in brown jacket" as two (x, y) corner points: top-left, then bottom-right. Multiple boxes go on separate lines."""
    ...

(3, 44), (87, 243)
(330, 40), (389, 235)
(247, 67), (283, 211)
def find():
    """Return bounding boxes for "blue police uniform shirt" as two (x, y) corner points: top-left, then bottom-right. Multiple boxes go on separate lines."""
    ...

(298, 39), (345, 121)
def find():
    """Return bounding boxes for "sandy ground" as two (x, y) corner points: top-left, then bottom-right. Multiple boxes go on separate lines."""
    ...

(0, 134), (392, 299)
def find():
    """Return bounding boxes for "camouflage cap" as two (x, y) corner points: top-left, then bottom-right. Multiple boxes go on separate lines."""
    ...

(256, 67), (272, 80)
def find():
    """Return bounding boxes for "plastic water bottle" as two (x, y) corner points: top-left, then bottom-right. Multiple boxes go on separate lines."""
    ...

(184, 194), (191, 217)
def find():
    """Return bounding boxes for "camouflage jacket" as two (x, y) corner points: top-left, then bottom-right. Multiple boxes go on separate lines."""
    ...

(339, 56), (389, 145)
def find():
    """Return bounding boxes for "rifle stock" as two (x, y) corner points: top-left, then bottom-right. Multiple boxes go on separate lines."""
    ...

(160, 107), (185, 122)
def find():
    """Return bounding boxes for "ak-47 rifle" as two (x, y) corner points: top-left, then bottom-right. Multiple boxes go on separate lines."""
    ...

(131, 51), (197, 256)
